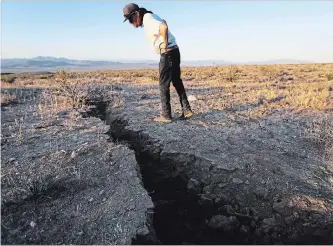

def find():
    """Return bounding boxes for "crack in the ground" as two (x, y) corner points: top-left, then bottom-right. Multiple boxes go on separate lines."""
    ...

(88, 100), (333, 245)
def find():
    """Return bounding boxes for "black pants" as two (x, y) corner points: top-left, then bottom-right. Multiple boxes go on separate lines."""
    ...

(159, 48), (191, 118)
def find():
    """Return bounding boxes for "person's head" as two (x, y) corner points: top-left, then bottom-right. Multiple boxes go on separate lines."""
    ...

(123, 3), (153, 28)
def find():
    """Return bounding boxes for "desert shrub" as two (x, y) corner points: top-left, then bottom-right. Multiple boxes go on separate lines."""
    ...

(1, 75), (16, 84)
(259, 65), (280, 79)
(326, 73), (333, 81)
(226, 66), (241, 82)
(40, 70), (120, 110)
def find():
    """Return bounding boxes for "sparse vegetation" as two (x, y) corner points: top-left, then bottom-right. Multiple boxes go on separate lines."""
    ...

(326, 73), (333, 81)
(2, 64), (333, 118)
(1, 74), (17, 84)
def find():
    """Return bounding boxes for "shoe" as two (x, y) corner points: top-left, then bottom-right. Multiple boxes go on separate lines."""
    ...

(153, 115), (172, 123)
(178, 111), (193, 120)
(184, 111), (193, 118)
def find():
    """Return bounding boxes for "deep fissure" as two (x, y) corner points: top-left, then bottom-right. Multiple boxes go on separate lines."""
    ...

(88, 100), (333, 245)
(85, 101), (256, 245)
(85, 101), (222, 244)
(133, 151), (204, 245)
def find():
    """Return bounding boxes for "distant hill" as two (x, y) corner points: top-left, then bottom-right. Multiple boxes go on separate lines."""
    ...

(1, 56), (316, 73)
(1, 56), (122, 69)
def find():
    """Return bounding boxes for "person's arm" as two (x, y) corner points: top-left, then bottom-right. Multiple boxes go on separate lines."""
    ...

(159, 21), (168, 50)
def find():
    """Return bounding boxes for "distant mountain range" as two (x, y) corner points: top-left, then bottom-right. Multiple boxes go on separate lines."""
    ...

(1, 56), (122, 68)
(1, 56), (316, 73)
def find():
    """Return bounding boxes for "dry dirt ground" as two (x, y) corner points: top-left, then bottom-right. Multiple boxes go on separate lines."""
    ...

(1, 63), (333, 245)
(1, 88), (157, 245)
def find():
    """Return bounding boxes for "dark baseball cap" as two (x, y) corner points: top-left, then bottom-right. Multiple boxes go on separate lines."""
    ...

(123, 3), (139, 22)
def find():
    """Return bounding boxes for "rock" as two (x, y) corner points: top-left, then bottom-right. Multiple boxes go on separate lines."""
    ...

(284, 215), (296, 225)
(202, 185), (211, 194)
(187, 178), (202, 195)
(188, 95), (197, 101)
(198, 194), (214, 215)
(254, 187), (269, 200)
(88, 198), (94, 202)
(70, 151), (76, 159)
(273, 199), (293, 215)
(136, 226), (150, 236)
(9, 158), (16, 163)
(30, 221), (36, 228)
(215, 195), (231, 207)
(208, 215), (240, 232)
(232, 178), (243, 184)
(208, 215), (223, 230)
(99, 190), (105, 195)
(261, 217), (279, 232)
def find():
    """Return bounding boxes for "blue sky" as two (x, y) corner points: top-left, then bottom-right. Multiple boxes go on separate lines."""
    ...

(2, 1), (333, 62)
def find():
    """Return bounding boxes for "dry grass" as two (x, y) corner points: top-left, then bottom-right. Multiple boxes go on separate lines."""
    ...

(2, 63), (333, 119)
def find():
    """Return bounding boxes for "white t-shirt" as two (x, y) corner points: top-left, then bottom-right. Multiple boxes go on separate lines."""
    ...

(142, 13), (177, 54)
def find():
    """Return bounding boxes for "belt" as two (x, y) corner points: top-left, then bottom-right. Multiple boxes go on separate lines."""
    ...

(160, 45), (178, 55)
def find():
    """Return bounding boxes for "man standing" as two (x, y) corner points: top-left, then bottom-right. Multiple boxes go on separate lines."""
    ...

(123, 3), (193, 123)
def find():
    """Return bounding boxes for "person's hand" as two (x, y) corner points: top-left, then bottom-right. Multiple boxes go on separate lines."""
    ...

(159, 42), (167, 50)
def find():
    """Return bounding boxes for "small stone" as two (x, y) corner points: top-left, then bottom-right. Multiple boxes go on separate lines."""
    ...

(88, 198), (94, 202)
(188, 95), (197, 101)
(198, 194), (214, 214)
(70, 151), (76, 159)
(187, 178), (202, 195)
(261, 217), (279, 232)
(284, 215), (296, 225)
(215, 195), (230, 207)
(254, 187), (268, 200)
(102, 198), (106, 202)
(137, 226), (150, 236)
(77, 231), (84, 236)
(250, 220), (257, 228)
(273, 199), (293, 215)
(245, 180), (250, 185)
(232, 178), (243, 184)
(30, 221), (36, 227)
(9, 158), (16, 163)
(99, 190), (105, 195)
